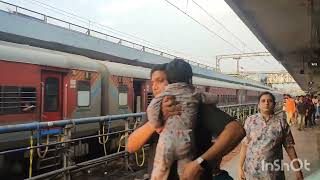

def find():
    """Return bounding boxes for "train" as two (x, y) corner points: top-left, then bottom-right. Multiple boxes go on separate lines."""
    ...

(0, 40), (282, 176)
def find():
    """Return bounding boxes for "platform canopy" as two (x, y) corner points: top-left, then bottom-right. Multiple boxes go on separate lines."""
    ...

(225, 0), (320, 95)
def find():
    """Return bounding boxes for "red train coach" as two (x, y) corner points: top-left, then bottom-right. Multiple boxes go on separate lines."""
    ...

(0, 40), (280, 175)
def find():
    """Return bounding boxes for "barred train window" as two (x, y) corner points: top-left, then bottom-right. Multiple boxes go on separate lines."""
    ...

(147, 92), (154, 106)
(77, 81), (90, 107)
(0, 86), (37, 115)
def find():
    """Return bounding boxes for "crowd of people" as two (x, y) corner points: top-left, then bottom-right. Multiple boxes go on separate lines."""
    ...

(126, 58), (312, 180)
(283, 94), (319, 131)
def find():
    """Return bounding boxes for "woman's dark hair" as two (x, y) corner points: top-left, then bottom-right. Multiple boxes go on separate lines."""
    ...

(150, 63), (167, 77)
(258, 91), (276, 111)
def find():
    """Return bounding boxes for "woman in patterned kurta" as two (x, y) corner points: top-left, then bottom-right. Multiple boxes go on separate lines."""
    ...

(238, 92), (303, 180)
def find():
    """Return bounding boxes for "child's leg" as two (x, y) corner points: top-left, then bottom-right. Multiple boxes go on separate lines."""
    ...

(151, 134), (173, 180)
(177, 157), (193, 179)
(151, 158), (173, 180)
(175, 130), (193, 178)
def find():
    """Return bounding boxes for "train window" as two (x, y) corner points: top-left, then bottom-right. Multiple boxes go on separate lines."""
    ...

(0, 86), (36, 115)
(77, 81), (90, 107)
(119, 93), (128, 106)
(45, 78), (59, 111)
(118, 85), (128, 106)
(20, 87), (37, 112)
(2, 86), (20, 114)
(147, 92), (154, 106)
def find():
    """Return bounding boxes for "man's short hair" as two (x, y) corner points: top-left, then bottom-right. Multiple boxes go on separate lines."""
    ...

(166, 58), (193, 84)
(150, 63), (167, 77)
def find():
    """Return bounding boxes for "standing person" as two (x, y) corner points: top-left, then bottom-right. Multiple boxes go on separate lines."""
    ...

(284, 94), (296, 126)
(305, 94), (314, 127)
(127, 62), (245, 180)
(282, 94), (287, 111)
(128, 63), (174, 179)
(316, 97), (320, 120)
(294, 96), (299, 104)
(296, 96), (307, 131)
(311, 95), (318, 125)
(147, 59), (217, 179)
(238, 91), (303, 180)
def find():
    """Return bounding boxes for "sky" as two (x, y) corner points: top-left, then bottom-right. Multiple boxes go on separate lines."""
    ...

(1, 0), (286, 73)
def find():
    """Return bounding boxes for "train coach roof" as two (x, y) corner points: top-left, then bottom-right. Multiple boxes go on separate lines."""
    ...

(102, 61), (151, 79)
(0, 41), (103, 72)
(102, 61), (270, 92)
(103, 59), (272, 91)
(191, 65), (271, 90)
(0, 40), (273, 91)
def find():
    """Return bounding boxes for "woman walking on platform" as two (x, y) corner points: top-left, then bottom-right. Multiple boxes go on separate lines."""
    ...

(238, 91), (303, 180)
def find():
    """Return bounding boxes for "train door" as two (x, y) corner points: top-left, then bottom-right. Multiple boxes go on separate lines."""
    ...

(133, 80), (142, 113)
(41, 71), (63, 121)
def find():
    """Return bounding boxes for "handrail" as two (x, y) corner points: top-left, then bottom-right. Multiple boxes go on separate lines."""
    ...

(0, 0), (217, 71)
(0, 103), (283, 179)
(0, 102), (284, 134)
(218, 103), (257, 108)
(0, 112), (145, 134)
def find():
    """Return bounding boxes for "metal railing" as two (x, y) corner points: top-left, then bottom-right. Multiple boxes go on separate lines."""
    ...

(0, 0), (217, 71)
(218, 103), (258, 124)
(0, 113), (144, 134)
(219, 102), (283, 123)
(0, 103), (284, 179)
(0, 112), (145, 180)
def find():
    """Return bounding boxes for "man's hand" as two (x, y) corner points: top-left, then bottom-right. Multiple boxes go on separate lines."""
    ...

(180, 160), (203, 180)
(161, 96), (181, 120)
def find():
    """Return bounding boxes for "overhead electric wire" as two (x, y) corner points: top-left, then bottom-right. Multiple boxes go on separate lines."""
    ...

(190, 0), (273, 66)
(11, 0), (274, 68)
(166, 0), (271, 68)
(164, 0), (244, 53)
(191, 0), (246, 47)
(20, 0), (215, 66)
(190, 0), (265, 67)
(22, 0), (161, 46)
(19, 0), (212, 65)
